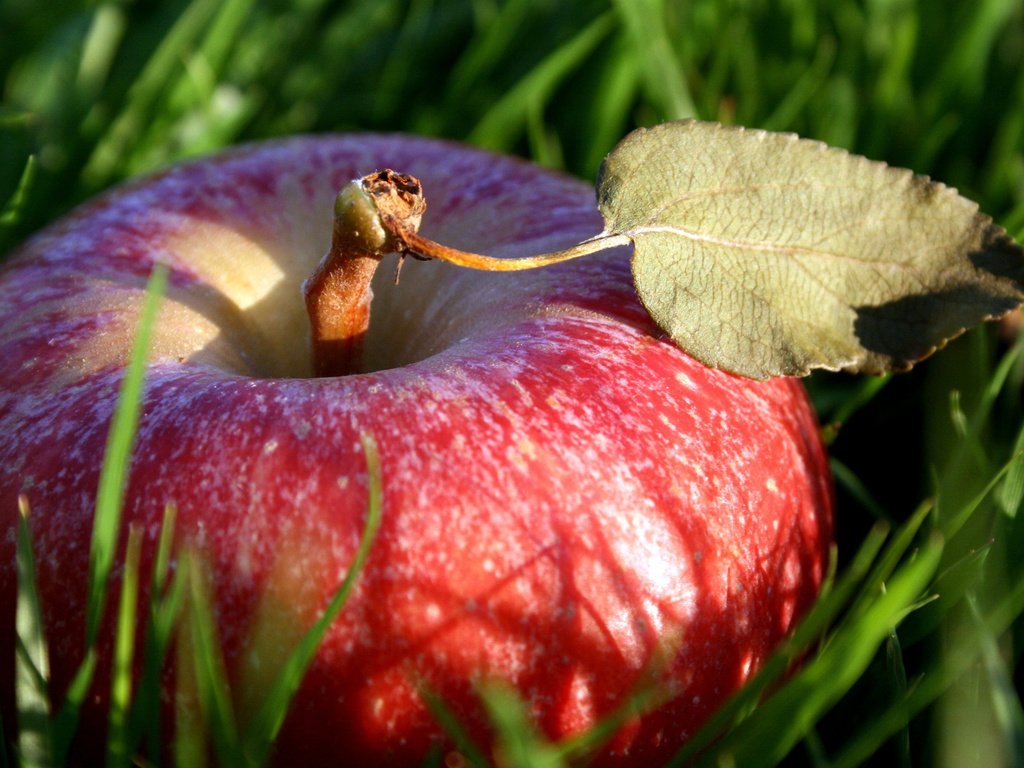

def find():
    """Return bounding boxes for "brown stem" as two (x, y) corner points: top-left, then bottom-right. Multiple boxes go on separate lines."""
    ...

(303, 173), (419, 377)
(304, 169), (626, 377)
(303, 238), (381, 378)
(398, 228), (631, 271)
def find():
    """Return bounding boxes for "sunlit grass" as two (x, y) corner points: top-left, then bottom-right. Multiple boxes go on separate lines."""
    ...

(2, 0), (1023, 765)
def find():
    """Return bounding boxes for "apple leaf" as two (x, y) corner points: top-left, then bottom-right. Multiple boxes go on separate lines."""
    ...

(597, 120), (1024, 379)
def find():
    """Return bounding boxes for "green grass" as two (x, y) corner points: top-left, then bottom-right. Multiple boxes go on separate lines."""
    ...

(3, 0), (1024, 765)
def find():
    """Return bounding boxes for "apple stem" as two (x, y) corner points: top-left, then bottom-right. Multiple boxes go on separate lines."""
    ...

(304, 169), (629, 377)
(303, 236), (380, 377)
(397, 229), (631, 271)
(303, 172), (426, 377)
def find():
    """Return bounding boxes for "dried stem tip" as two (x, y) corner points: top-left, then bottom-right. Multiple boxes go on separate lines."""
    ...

(359, 169), (427, 241)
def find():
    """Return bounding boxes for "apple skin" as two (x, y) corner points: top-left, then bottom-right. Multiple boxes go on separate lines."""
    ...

(0, 135), (833, 764)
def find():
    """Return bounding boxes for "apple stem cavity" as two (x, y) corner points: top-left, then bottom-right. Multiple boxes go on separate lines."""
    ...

(303, 169), (628, 377)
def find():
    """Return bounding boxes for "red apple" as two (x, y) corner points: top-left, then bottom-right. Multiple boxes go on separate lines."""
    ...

(0, 135), (833, 764)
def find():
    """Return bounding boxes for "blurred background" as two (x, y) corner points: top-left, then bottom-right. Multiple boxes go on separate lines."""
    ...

(2, 1), (1024, 766)
(3, 1), (1021, 248)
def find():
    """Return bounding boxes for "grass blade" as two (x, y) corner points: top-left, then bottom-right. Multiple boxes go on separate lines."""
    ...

(575, 30), (642, 176)
(478, 681), (566, 768)
(50, 264), (167, 762)
(81, 0), (229, 186)
(173, 554), (205, 768)
(972, 596), (1024, 763)
(0, 154), (36, 228)
(106, 526), (143, 768)
(179, 552), (241, 768)
(130, 505), (185, 765)
(446, 0), (537, 97)
(761, 37), (835, 132)
(610, 0), (695, 120)
(883, 630), (912, 768)
(842, 500), (934, 627)
(668, 523), (890, 766)
(693, 532), (944, 767)
(997, 429), (1024, 518)
(14, 496), (55, 768)
(555, 658), (670, 763)
(50, 651), (97, 766)
(831, 575), (1024, 767)
(419, 685), (491, 768)
(830, 458), (890, 522)
(942, 449), (1024, 541)
(86, 263), (167, 646)
(241, 432), (384, 766)
(468, 13), (614, 151)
